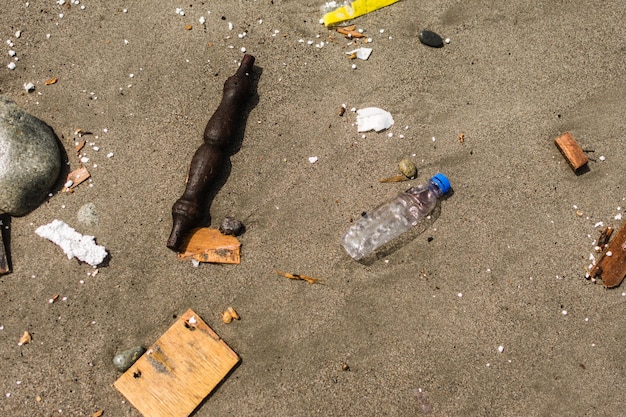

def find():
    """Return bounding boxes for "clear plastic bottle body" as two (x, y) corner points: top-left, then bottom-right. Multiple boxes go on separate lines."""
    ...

(341, 180), (444, 260)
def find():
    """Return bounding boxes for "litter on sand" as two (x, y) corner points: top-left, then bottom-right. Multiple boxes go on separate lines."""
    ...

(346, 47), (372, 60)
(35, 219), (108, 267)
(589, 221), (626, 288)
(356, 107), (394, 132)
(321, 0), (401, 27)
(177, 228), (241, 264)
(114, 309), (239, 417)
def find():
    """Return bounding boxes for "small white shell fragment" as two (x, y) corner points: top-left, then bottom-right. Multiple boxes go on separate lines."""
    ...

(106, 152), (114, 158)
(23, 82), (35, 92)
(7, 62), (16, 70)
(308, 156), (318, 164)
(356, 107), (394, 132)
(606, 251), (613, 257)
(346, 47), (373, 60)
(188, 315), (197, 325)
(498, 345), (504, 353)
(8, 50), (16, 57)
(445, 37), (451, 44)
(35, 219), (108, 267)
(199, 16), (206, 24)
(599, 155), (606, 161)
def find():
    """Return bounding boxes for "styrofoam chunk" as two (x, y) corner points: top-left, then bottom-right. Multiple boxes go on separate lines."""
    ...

(356, 107), (394, 132)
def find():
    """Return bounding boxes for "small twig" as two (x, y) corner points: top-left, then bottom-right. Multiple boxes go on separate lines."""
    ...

(274, 270), (323, 285)
(379, 174), (408, 183)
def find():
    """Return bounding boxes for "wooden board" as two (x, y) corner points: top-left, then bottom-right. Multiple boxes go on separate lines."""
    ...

(114, 309), (240, 417)
(0, 214), (9, 275)
(590, 221), (626, 288)
(555, 132), (588, 172)
(177, 228), (241, 264)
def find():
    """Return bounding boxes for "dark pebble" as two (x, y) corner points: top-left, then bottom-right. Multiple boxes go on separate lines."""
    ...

(419, 30), (444, 48)
(219, 216), (244, 236)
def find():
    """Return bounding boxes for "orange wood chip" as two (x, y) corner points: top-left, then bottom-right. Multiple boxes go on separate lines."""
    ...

(555, 132), (588, 172)
(177, 228), (241, 264)
(336, 25), (364, 38)
(64, 166), (91, 192)
(45, 77), (58, 85)
(185, 24), (192, 30)
(590, 221), (626, 288)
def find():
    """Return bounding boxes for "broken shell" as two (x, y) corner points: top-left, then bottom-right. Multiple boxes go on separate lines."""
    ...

(18, 331), (32, 346)
(227, 306), (240, 320)
(113, 346), (146, 372)
(221, 310), (233, 324)
(398, 159), (417, 179)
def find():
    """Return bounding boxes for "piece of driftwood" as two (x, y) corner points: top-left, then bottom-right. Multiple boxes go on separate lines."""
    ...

(555, 132), (588, 172)
(0, 214), (9, 275)
(167, 54), (255, 252)
(590, 221), (626, 288)
(177, 228), (241, 264)
(114, 309), (239, 417)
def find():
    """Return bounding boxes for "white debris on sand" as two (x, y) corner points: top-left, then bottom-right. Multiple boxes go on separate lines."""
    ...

(356, 107), (394, 132)
(346, 47), (372, 60)
(35, 219), (107, 267)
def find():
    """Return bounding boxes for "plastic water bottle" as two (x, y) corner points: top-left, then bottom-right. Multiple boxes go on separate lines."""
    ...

(341, 173), (451, 260)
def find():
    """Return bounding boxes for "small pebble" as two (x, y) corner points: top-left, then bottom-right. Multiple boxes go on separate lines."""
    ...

(113, 346), (146, 372)
(219, 217), (244, 236)
(419, 30), (444, 48)
(398, 159), (417, 179)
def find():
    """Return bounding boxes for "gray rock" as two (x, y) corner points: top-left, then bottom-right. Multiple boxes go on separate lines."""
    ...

(77, 202), (98, 226)
(419, 30), (444, 48)
(113, 346), (146, 372)
(0, 96), (61, 216)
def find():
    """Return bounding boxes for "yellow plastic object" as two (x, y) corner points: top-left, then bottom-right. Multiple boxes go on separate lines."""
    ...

(322, 0), (401, 27)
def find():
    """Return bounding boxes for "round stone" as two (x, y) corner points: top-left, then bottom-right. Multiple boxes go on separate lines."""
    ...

(0, 96), (61, 216)
(419, 30), (444, 48)
(113, 346), (146, 372)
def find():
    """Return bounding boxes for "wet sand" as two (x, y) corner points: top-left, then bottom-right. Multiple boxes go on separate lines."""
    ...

(1, 1), (625, 416)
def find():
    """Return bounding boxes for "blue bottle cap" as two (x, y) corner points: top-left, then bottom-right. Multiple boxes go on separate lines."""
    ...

(430, 173), (451, 194)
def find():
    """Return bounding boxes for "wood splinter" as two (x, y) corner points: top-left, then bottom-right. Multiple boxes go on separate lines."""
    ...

(555, 132), (589, 172)
(589, 221), (626, 288)
(167, 54), (255, 252)
(274, 270), (323, 284)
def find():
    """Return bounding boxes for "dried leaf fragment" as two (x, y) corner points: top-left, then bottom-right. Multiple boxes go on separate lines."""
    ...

(185, 24), (192, 30)
(379, 174), (408, 183)
(274, 270), (323, 284)
(18, 331), (32, 346)
(91, 411), (104, 417)
(45, 77), (58, 85)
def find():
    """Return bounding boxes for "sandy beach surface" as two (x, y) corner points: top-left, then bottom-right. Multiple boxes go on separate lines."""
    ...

(1, 1), (625, 416)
